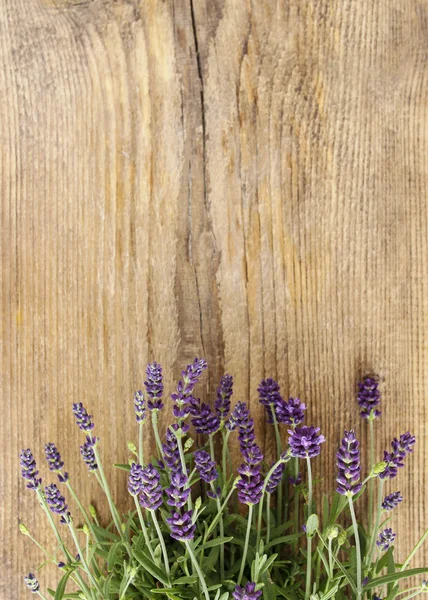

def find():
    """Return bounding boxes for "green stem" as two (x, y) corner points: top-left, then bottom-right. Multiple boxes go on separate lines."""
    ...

(151, 511), (171, 583)
(222, 430), (231, 485)
(119, 574), (135, 600)
(36, 592), (49, 600)
(210, 482), (225, 581)
(185, 541), (210, 600)
(272, 412), (283, 522)
(401, 528), (428, 572)
(237, 504), (253, 586)
(139, 422), (144, 466)
(133, 497), (156, 561)
(66, 481), (96, 540)
(69, 522), (103, 596)
(368, 418), (374, 533)
(367, 478), (384, 567)
(204, 484), (237, 541)
(293, 457), (300, 553)
(256, 493), (265, 550)
(398, 591), (422, 600)
(348, 496), (362, 600)
(25, 532), (53, 559)
(92, 446), (124, 540)
(174, 430), (192, 511)
(305, 457), (313, 600)
(151, 410), (163, 459)
(266, 494), (271, 546)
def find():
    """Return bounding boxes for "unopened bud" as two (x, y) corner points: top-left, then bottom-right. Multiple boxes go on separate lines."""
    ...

(372, 461), (388, 476)
(327, 526), (339, 540)
(82, 524), (90, 536)
(89, 505), (97, 519)
(127, 442), (137, 454)
(184, 438), (194, 452)
(19, 524), (29, 536)
(195, 497), (202, 511)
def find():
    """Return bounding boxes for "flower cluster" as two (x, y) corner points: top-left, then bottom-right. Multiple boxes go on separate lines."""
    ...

(72, 402), (94, 431)
(382, 491), (403, 511)
(377, 528), (396, 552)
(380, 432), (416, 479)
(357, 376), (381, 420)
(233, 582), (262, 599)
(336, 430), (362, 496)
(215, 374), (233, 421)
(163, 423), (188, 474)
(45, 483), (71, 524)
(20, 449), (42, 491)
(258, 377), (283, 423)
(289, 426), (325, 459)
(171, 357), (207, 419)
(80, 436), (98, 471)
(138, 464), (163, 510)
(133, 390), (146, 423)
(145, 362), (164, 411)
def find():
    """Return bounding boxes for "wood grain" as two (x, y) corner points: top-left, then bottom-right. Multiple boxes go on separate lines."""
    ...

(1, 0), (428, 596)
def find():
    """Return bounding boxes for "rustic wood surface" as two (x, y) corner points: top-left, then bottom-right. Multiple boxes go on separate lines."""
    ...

(1, 0), (428, 596)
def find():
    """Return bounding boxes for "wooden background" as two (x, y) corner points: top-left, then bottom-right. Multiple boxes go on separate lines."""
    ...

(1, 0), (428, 597)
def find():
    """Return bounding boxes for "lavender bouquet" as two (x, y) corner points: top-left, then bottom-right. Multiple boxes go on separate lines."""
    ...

(20, 360), (428, 600)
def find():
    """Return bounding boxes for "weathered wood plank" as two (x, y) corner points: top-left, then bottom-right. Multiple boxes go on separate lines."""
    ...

(1, 0), (428, 596)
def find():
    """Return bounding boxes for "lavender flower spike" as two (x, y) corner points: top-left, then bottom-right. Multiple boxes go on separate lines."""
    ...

(266, 461), (286, 494)
(226, 401), (250, 432)
(377, 528), (396, 552)
(215, 374), (233, 421)
(134, 390), (146, 423)
(166, 471), (191, 508)
(194, 450), (218, 483)
(139, 464), (163, 510)
(45, 443), (69, 483)
(258, 378), (283, 423)
(236, 463), (263, 505)
(144, 362), (164, 411)
(382, 491), (403, 511)
(45, 483), (71, 524)
(276, 397), (306, 426)
(171, 357), (207, 419)
(128, 462), (144, 496)
(380, 432), (416, 480)
(191, 402), (220, 435)
(166, 510), (195, 541)
(20, 449), (42, 490)
(24, 573), (40, 594)
(289, 426), (326, 459)
(357, 376), (381, 420)
(80, 436), (98, 471)
(72, 402), (94, 431)
(233, 582), (263, 600)
(336, 430), (362, 496)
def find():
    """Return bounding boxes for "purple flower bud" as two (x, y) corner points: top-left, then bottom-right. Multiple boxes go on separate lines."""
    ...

(242, 443), (264, 466)
(139, 464), (163, 511)
(215, 374), (234, 420)
(191, 402), (220, 435)
(233, 582), (262, 600)
(289, 426), (325, 459)
(238, 417), (257, 451)
(162, 424), (189, 474)
(72, 402), (94, 431)
(207, 486), (221, 500)
(276, 397), (306, 426)
(289, 472), (302, 486)
(145, 362), (164, 411)
(128, 462), (144, 496)
(258, 378), (283, 423)
(377, 528), (396, 552)
(226, 401), (249, 432)
(57, 472), (69, 483)
(20, 449), (42, 491)
(166, 471), (190, 508)
(194, 450), (218, 483)
(379, 432), (415, 480)
(382, 491), (403, 511)
(24, 573), (40, 593)
(134, 390), (146, 423)
(236, 463), (263, 505)
(171, 358), (207, 417)
(336, 430), (362, 496)
(44, 443), (64, 472)
(45, 483), (71, 524)
(57, 562), (66, 568)
(357, 376), (381, 420)
(80, 436), (98, 471)
(266, 462), (285, 494)
(166, 510), (195, 541)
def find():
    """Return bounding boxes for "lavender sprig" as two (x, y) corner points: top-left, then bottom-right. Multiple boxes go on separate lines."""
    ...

(134, 390), (147, 423)
(233, 582), (262, 600)
(336, 430), (362, 496)
(382, 492), (403, 511)
(191, 401), (220, 435)
(145, 362), (164, 411)
(24, 573), (40, 594)
(215, 374), (233, 421)
(44, 483), (71, 524)
(357, 376), (381, 420)
(138, 464), (163, 511)
(258, 378), (283, 423)
(165, 471), (191, 508)
(80, 436), (98, 471)
(276, 397), (306, 426)
(20, 449), (42, 491)
(377, 528), (396, 552)
(166, 510), (195, 541)
(380, 432), (416, 479)
(289, 426), (326, 459)
(72, 402), (94, 431)
(171, 358), (207, 419)
(194, 450), (218, 483)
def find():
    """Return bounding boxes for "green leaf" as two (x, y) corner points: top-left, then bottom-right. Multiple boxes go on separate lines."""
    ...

(265, 534), (303, 550)
(173, 576), (199, 585)
(107, 541), (124, 572)
(114, 463), (131, 471)
(133, 550), (170, 586)
(91, 523), (120, 542)
(54, 570), (73, 600)
(322, 585), (339, 600)
(196, 536), (234, 553)
(364, 567), (428, 590)
(259, 553), (278, 575)
(306, 514), (319, 537)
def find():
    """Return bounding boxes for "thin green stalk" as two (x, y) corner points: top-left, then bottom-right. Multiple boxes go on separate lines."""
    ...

(398, 591), (422, 600)
(174, 430), (192, 511)
(266, 494), (271, 546)
(367, 478), (384, 567)
(293, 457), (300, 553)
(133, 497), (156, 561)
(256, 494), (265, 550)
(69, 522), (103, 596)
(348, 496), (362, 600)
(272, 412), (283, 522)
(401, 528), (428, 572)
(222, 430), (231, 485)
(151, 511), (171, 583)
(66, 481), (96, 540)
(368, 418), (374, 533)
(24, 531), (53, 559)
(92, 446), (123, 540)
(210, 482), (225, 581)
(305, 457), (313, 600)
(119, 574), (135, 600)
(256, 456), (287, 548)
(185, 541), (210, 600)
(209, 435), (216, 463)
(139, 422), (144, 466)
(237, 504), (253, 586)
(205, 483), (236, 541)
(151, 410), (163, 459)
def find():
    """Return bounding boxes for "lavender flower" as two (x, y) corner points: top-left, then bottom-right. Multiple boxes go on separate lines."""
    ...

(215, 374), (233, 420)
(380, 432), (416, 480)
(289, 472), (302, 486)
(377, 528), (396, 551)
(236, 463), (263, 505)
(207, 486), (221, 500)
(24, 573), (40, 593)
(226, 401), (250, 432)
(194, 450), (218, 483)
(144, 362), (164, 411)
(166, 471), (190, 508)
(139, 464), (163, 510)
(233, 582), (262, 600)
(238, 417), (256, 451)
(20, 449), (42, 490)
(276, 397), (306, 426)
(258, 378), (283, 423)
(171, 358), (207, 419)
(80, 436), (98, 471)
(167, 510), (196, 541)
(336, 430), (362, 496)
(191, 401), (220, 435)
(134, 390), (146, 423)
(72, 402), (94, 431)
(44, 443), (64, 471)
(162, 424), (188, 474)
(357, 376), (381, 420)
(266, 462), (285, 494)
(45, 483), (71, 524)
(289, 426), (325, 459)
(128, 462), (144, 496)
(382, 492), (403, 511)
